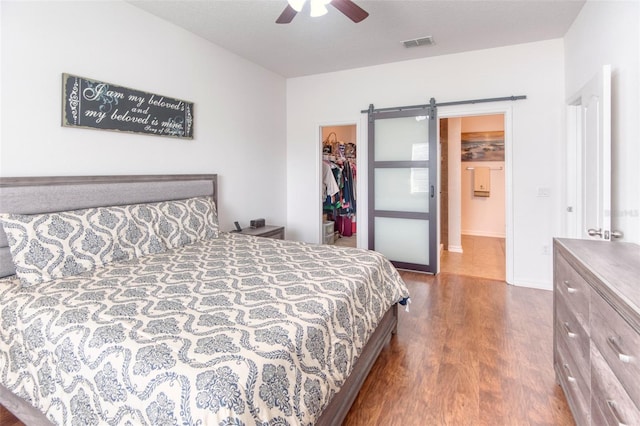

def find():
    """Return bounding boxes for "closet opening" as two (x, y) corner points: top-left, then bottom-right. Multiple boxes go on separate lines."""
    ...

(320, 125), (357, 248)
(439, 114), (506, 281)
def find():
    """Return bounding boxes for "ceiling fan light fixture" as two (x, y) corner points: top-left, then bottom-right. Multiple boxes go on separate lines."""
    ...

(277, 0), (368, 24)
(310, 0), (329, 17)
(287, 0), (306, 12)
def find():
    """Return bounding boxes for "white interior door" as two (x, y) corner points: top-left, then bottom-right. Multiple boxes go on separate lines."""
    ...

(566, 65), (612, 240)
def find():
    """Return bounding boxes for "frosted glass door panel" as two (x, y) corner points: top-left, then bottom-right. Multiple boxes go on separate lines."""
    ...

(374, 168), (429, 212)
(374, 217), (430, 265)
(369, 103), (437, 273)
(375, 117), (429, 161)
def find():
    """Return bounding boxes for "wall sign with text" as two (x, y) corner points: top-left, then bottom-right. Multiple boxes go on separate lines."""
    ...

(62, 73), (194, 139)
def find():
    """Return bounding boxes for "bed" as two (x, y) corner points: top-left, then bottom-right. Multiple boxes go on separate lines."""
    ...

(0, 174), (409, 426)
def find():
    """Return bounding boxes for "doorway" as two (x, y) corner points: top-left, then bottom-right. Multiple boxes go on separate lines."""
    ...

(565, 65), (613, 241)
(320, 124), (357, 248)
(439, 113), (508, 282)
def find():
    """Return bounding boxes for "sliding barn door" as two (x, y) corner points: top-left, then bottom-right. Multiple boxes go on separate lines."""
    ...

(368, 101), (438, 273)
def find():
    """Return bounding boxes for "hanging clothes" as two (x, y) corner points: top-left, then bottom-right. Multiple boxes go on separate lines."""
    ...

(323, 160), (342, 211)
(322, 160), (340, 201)
(341, 160), (356, 214)
(321, 133), (357, 237)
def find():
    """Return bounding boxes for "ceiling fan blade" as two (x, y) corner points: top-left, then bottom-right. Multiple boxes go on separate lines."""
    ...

(330, 0), (369, 23)
(276, 4), (298, 24)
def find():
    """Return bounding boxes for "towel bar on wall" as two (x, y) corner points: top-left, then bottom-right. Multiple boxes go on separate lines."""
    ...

(465, 166), (503, 171)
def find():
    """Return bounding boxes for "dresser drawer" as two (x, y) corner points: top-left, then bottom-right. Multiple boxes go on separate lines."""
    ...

(556, 324), (591, 425)
(555, 253), (590, 328)
(591, 345), (640, 426)
(556, 291), (590, 373)
(590, 290), (640, 408)
(554, 238), (640, 426)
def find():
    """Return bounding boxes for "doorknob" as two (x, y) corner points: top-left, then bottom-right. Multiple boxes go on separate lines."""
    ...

(587, 228), (602, 237)
(588, 228), (624, 239)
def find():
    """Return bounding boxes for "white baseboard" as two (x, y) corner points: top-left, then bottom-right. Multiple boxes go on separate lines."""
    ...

(461, 230), (506, 238)
(447, 245), (463, 253)
(508, 278), (552, 291)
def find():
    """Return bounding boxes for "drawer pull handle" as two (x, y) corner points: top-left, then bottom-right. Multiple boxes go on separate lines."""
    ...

(563, 280), (577, 294)
(606, 400), (628, 426)
(562, 322), (577, 338)
(562, 363), (576, 383)
(607, 336), (633, 363)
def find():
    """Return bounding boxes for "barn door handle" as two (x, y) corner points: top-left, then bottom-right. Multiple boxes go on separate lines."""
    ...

(430, 185), (435, 198)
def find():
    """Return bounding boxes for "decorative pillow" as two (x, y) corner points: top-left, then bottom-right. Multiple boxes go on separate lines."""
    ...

(125, 203), (167, 256)
(0, 197), (218, 286)
(154, 196), (219, 249)
(0, 206), (150, 287)
(185, 196), (219, 239)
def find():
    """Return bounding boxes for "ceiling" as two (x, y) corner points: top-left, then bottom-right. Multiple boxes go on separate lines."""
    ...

(127, 0), (585, 78)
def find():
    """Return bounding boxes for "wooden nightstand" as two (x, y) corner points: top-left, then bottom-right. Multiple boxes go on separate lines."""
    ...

(237, 225), (285, 240)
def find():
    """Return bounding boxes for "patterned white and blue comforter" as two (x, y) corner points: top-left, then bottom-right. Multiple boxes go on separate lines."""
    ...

(0, 232), (409, 425)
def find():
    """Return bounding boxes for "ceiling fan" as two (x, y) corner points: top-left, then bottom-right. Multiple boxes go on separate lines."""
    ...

(276, 0), (369, 24)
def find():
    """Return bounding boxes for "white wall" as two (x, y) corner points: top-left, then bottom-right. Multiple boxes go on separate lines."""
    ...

(447, 118), (463, 252)
(0, 1), (287, 233)
(461, 114), (504, 132)
(460, 115), (505, 238)
(461, 161), (506, 237)
(564, 0), (640, 244)
(287, 39), (564, 289)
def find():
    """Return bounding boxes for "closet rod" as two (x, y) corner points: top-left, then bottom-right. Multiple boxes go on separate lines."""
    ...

(361, 95), (526, 114)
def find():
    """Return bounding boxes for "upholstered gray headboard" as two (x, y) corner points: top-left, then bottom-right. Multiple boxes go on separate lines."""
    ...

(0, 174), (218, 278)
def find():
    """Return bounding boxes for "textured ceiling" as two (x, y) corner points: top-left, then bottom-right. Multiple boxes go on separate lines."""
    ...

(128, 0), (585, 78)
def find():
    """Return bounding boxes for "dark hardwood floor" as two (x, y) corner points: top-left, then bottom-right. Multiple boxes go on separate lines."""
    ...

(344, 271), (574, 426)
(0, 271), (573, 425)
(0, 405), (21, 426)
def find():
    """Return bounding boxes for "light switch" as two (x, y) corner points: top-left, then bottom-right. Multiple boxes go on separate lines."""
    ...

(537, 187), (550, 197)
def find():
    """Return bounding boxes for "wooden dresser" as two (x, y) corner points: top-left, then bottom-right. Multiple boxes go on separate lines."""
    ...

(553, 238), (640, 425)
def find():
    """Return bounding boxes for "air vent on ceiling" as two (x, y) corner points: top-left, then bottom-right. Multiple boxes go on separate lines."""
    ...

(402, 36), (434, 48)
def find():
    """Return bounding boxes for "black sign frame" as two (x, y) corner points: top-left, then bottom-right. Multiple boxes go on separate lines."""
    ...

(62, 73), (194, 139)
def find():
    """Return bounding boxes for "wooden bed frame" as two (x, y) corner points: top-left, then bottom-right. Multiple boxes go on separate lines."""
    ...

(0, 174), (398, 425)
